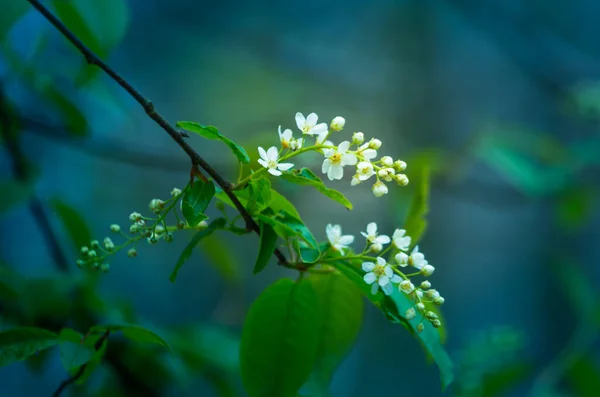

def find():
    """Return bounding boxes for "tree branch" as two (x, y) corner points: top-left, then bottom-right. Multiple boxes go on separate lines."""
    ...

(27, 0), (289, 266)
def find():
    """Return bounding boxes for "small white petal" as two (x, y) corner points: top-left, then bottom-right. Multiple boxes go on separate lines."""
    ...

(258, 159), (268, 168)
(311, 123), (328, 136)
(268, 168), (282, 176)
(362, 149), (377, 160)
(277, 163), (294, 171)
(378, 275), (389, 286)
(363, 272), (376, 284)
(266, 146), (279, 161)
(328, 164), (344, 180)
(376, 256), (386, 266)
(391, 275), (402, 283)
(306, 112), (318, 127)
(384, 266), (393, 278)
(367, 222), (377, 235)
(338, 141), (350, 153)
(258, 146), (268, 160)
(342, 153), (357, 166)
(376, 235), (391, 244)
(370, 283), (379, 295)
(382, 283), (393, 296)
(322, 159), (332, 174)
(295, 112), (305, 130)
(339, 235), (354, 245)
(362, 262), (375, 272)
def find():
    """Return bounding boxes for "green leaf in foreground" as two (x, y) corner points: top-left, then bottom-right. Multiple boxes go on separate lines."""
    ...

(170, 218), (227, 283)
(50, 198), (92, 253)
(177, 121), (250, 163)
(306, 273), (363, 389)
(90, 324), (170, 353)
(254, 221), (278, 275)
(182, 180), (216, 227)
(282, 168), (352, 210)
(403, 165), (430, 249)
(247, 178), (272, 215)
(240, 278), (319, 397)
(0, 327), (58, 367)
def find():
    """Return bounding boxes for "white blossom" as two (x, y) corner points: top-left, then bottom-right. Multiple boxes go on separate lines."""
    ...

(395, 252), (409, 267)
(170, 187), (182, 197)
(361, 222), (391, 246)
(399, 279), (415, 295)
(408, 246), (428, 270)
(392, 229), (411, 251)
(352, 132), (364, 145)
(421, 264), (435, 277)
(380, 156), (393, 167)
(356, 161), (374, 181)
(322, 141), (357, 180)
(357, 143), (377, 161)
(377, 168), (395, 182)
(393, 160), (407, 172)
(362, 257), (401, 295)
(368, 138), (382, 149)
(330, 116), (346, 131)
(372, 180), (388, 197)
(394, 173), (409, 186)
(296, 112), (328, 136)
(278, 125), (293, 148)
(326, 224), (354, 254)
(405, 307), (416, 320)
(258, 146), (294, 176)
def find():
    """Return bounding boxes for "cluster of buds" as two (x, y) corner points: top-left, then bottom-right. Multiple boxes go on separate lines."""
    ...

(325, 222), (445, 331)
(255, 112), (409, 197)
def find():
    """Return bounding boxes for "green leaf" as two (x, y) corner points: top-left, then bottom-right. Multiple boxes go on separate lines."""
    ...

(50, 198), (92, 253)
(177, 121), (250, 163)
(567, 356), (600, 397)
(52, 0), (104, 56)
(306, 273), (363, 389)
(0, 179), (34, 217)
(404, 165), (430, 249)
(282, 168), (352, 210)
(90, 324), (170, 352)
(0, 1), (29, 41)
(240, 278), (320, 397)
(198, 234), (242, 284)
(268, 189), (301, 219)
(247, 178), (272, 215)
(254, 221), (278, 275)
(0, 327), (59, 367)
(43, 85), (88, 135)
(170, 218), (227, 283)
(58, 328), (94, 373)
(480, 362), (532, 397)
(265, 210), (319, 249)
(182, 180), (216, 227)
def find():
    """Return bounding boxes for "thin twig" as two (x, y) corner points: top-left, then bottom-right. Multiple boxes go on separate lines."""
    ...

(27, 0), (289, 266)
(51, 330), (111, 397)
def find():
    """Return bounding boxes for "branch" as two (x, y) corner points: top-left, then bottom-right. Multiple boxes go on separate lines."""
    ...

(27, 0), (289, 266)
(51, 329), (111, 397)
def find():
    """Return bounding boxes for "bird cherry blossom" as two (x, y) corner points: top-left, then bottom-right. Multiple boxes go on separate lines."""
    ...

(322, 141), (357, 181)
(362, 257), (401, 295)
(257, 146), (294, 176)
(326, 224), (354, 254)
(392, 229), (411, 251)
(361, 222), (391, 246)
(296, 112), (328, 136)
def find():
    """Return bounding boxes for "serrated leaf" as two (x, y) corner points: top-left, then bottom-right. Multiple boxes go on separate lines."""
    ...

(307, 274), (363, 389)
(240, 278), (320, 397)
(0, 179), (34, 217)
(90, 324), (170, 352)
(282, 168), (352, 210)
(182, 180), (215, 227)
(247, 178), (272, 215)
(254, 221), (278, 275)
(50, 198), (92, 253)
(0, 327), (59, 367)
(170, 218), (227, 283)
(0, 1), (29, 41)
(177, 121), (250, 163)
(404, 165), (430, 249)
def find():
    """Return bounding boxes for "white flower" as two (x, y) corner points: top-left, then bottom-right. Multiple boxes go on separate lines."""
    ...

(420, 280), (431, 289)
(372, 180), (388, 197)
(416, 302), (426, 311)
(278, 126), (294, 148)
(368, 138), (382, 149)
(326, 224), (354, 254)
(393, 160), (407, 172)
(149, 199), (165, 214)
(330, 116), (346, 131)
(356, 161), (374, 181)
(395, 252), (409, 267)
(405, 307), (416, 320)
(351, 175), (361, 186)
(408, 246), (427, 270)
(392, 229), (411, 251)
(380, 156), (393, 167)
(399, 279), (415, 294)
(296, 112), (328, 136)
(421, 264), (435, 277)
(394, 173), (409, 186)
(290, 137), (303, 151)
(322, 141), (357, 180)
(357, 143), (377, 161)
(369, 243), (383, 253)
(362, 257), (401, 295)
(426, 289), (440, 300)
(434, 296), (445, 305)
(377, 168), (395, 182)
(316, 132), (330, 146)
(361, 222), (391, 246)
(257, 146), (294, 176)
(129, 212), (142, 222)
(352, 132), (364, 145)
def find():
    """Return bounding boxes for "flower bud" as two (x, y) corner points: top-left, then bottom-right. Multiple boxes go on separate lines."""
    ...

(129, 212), (142, 222)
(368, 138), (382, 150)
(198, 220), (209, 229)
(127, 248), (138, 258)
(431, 319), (442, 328)
(416, 302), (426, 311)
(405, 307), (416, 320)
(80, 246), (89, 255)
(110, 224), (121, 233)
(420, 281), (431, 289)
(394, 173), (409, 186)
(149, 199), (165, 214)
(381, 156), (393, 167)
(88, 250), (97, 257)
(129, 224), (139, 234)
(76, 259), (85, 268)
(351, 175), (361, 186)
(425, 311), (438, 320)
(416, 323), (425, 333)
(372, 181), (388, 197)
(165, 233), (174, 243)
(90, 240), (100, 249)
(434, 296), (445, 306)
(421, 264), (435, 277)
(147, 236), (158, 245)
(352, 132), (364, 145)
(100, 263), (110, 273)
(395, 252), (408, 266)
(399, 280), (415, 294)
(369, 243), (383, 253)
(170, 188), (182, 197)
(426, 289), (440, 300)
(330, 116), (346, 131)
(393, 160), (407, 172)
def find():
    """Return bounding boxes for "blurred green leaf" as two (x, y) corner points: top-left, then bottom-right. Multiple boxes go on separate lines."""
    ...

(555, 186), (595, 230)
(50, 198), (92, 253)
(567, 356), (600, 397)
(182, 180), (215, 227)
(240, 278), (319, 397)
(282, 168), (352, 210)
(43, 85), (88, 135)
(403, 165), (430, 249)
(254, 221), (277, 275)
(90, 324), (170, 353)
(247, 178), (272, 215)
(553, 260), (597, 321)
(0, 1), (29, 41)
(0, 179), (34, 217)
(0, 327), (58, 367)
(177, 121), (250, 163)
(306, 273), (363, 390)
(170, 218), (227, 283)
(198, 234), (242, 284)
(480, 362), (532, 397)
(58, 328), (95, 374)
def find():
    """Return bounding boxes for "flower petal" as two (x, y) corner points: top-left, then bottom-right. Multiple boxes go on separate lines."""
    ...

(311, 123), (328, 136)
(316, 131), (328, 145)
(266, 146), (279, 161)
(378, 275), (389, 286)
(384, 265), (393, 278)
(370, 283), (379, 295)
(382, 283), (393, 296)
(257, 159), (268, 169)
(363, 272), (376, 284)
(367, 222), (377, 235)
(306, 112), (318, 127)
(268, 168), (282, 176)
(277, 162), (294, 171)
(377, 235), (391, 244)
(328, 164), (344, 180)
(362, 149), (377, 160)
(258, 146), (267, 161)
(342, 153), (357, 166)
(391, 275), (402, 283)
(339, 235), (354, 245)
(362, 262), (375, 272)
(338, 141), (350, 153)
(322, 159), (332, 174)
(295, 112), (305, 130)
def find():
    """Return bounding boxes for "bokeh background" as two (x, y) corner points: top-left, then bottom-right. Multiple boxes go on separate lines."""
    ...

(1, 0), (600, 396)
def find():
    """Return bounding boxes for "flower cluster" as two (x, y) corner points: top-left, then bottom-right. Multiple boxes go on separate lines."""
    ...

(254, 112), (409, 197)
(325, 222), (445, 331)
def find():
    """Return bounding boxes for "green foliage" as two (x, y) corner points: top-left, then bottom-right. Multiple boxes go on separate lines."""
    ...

(50, 198), (92, 253)
(282, 168), (353, 210)
(170, 218), (227, 283)
(247, 178), (272, 215)
(240, 278), (320, 397)
(182, 180), (216, 227)
(258, 210), (319, 251)
(197, 234), (242, 284)
(403, 164), (430, 249)
(177, 121), (250, 163)
(254, 221), (278, 274)
(567, 356), (600, 397)
(306, 273), (364, 391)
(0, 179), (34, 217)
(0, 1), (29, 41)
(58, 328), (95, 374)
(90, 324), (171, 352)
(0, 327), (59, 367)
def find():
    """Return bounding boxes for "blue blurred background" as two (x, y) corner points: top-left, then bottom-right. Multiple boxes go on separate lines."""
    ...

(1, 0), (600, 396)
